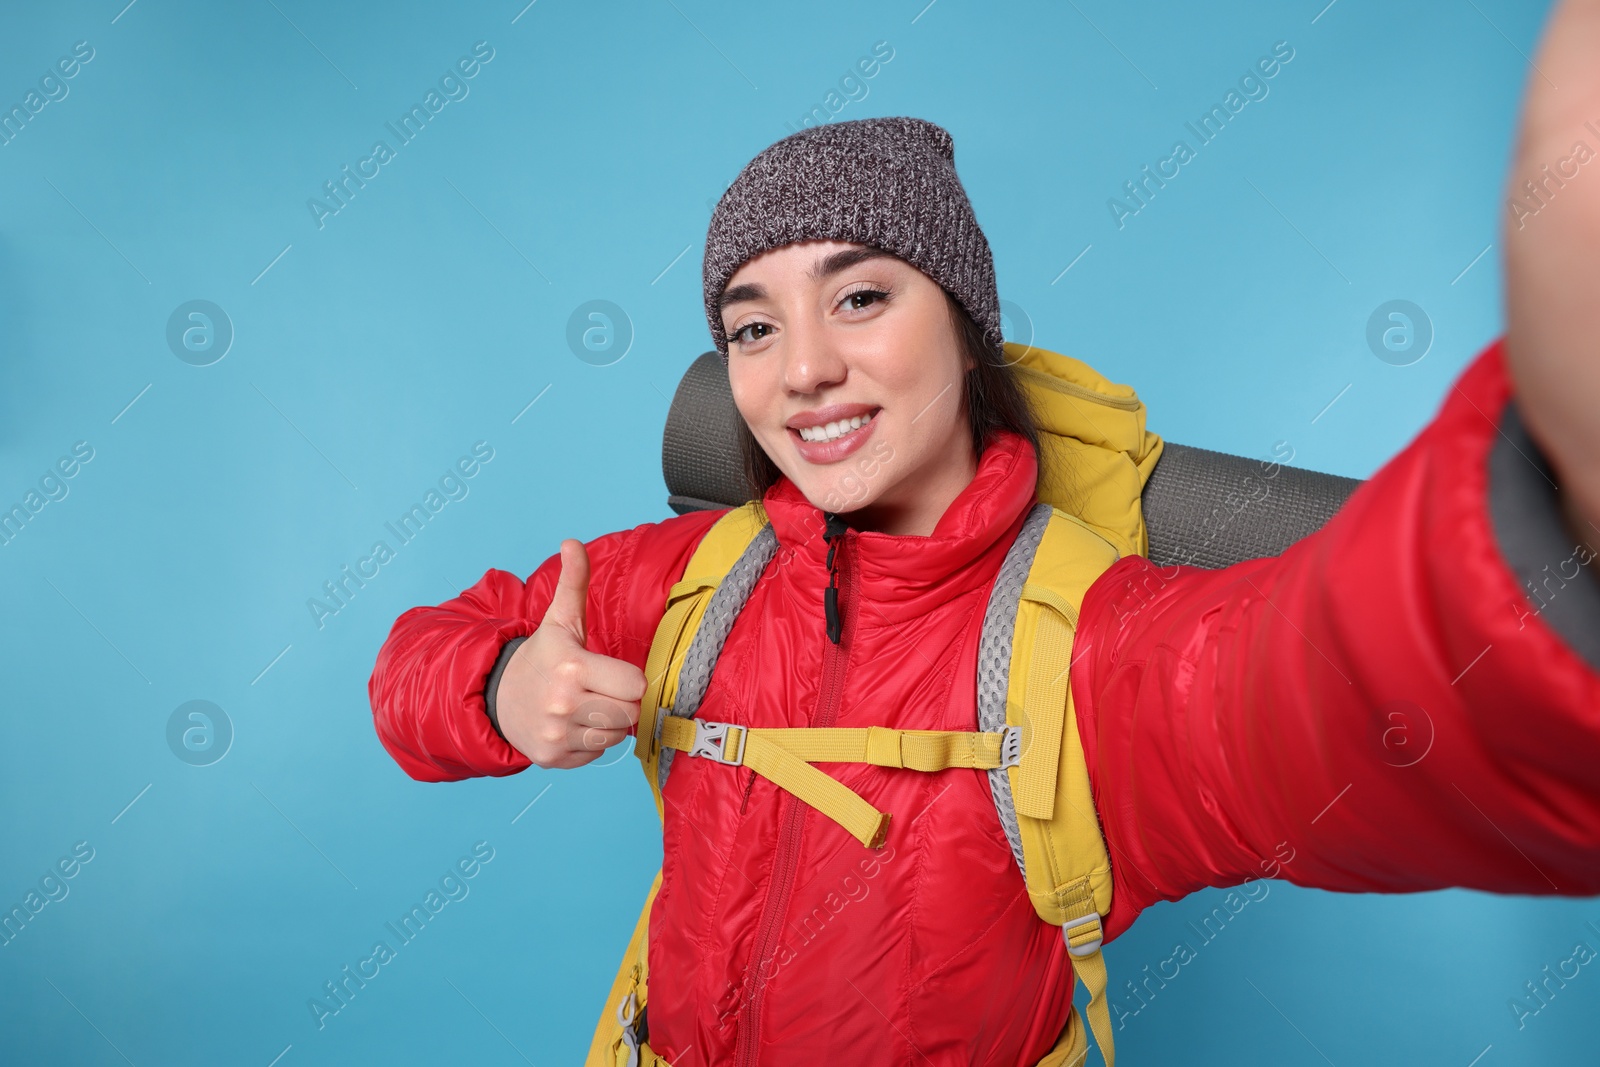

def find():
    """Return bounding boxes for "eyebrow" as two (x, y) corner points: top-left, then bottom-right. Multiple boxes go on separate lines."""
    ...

(718, 247), (896, 311)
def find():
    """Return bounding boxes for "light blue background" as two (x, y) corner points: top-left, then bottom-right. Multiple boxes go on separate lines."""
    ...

(1, 0), (1592, 1064)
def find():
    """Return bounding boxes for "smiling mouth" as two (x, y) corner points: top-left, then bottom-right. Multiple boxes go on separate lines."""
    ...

(791, 408), (881, 443)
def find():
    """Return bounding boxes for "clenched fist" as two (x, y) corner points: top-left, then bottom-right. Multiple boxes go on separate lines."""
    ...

(496, 539), (649, 768)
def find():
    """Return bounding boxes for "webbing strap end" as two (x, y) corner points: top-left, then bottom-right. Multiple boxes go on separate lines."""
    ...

(867, 812), (892, 850)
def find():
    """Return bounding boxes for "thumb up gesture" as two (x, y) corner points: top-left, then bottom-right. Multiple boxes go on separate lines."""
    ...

(495, 540), (649, 769)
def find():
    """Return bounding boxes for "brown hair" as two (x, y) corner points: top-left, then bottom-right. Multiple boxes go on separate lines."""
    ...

(734, 289), (1042, 508)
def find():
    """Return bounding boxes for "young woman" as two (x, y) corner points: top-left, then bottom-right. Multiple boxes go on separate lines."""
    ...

(368, 4), (1600, 1063)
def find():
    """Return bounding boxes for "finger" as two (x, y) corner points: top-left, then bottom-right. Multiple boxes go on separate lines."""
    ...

(572, 723), (632, 753)
(575, 651), (649, 704)
(551, 645), (647, 704)
(552, 743), (626, 770)
(541, 539), (591, 645)
(568, 694), (640, 734)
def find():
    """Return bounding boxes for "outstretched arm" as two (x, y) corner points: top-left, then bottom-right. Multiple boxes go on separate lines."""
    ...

(1071, 0), (1600, 943)
(1072, 333), (1600, 943)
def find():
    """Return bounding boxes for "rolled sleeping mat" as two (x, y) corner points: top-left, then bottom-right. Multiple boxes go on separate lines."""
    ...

(661, 351), (1361, 570)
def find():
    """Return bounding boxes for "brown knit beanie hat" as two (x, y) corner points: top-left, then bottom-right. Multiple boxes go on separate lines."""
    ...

(702, 116), (1002, 362)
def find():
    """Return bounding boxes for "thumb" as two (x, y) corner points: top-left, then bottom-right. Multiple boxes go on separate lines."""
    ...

(541, 539), (590, 645)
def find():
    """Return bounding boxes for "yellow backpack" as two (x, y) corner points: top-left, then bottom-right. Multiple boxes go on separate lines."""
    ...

(586, 343), (1163, 1067)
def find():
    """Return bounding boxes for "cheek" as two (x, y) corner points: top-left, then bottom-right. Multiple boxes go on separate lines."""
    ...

(730, 366), (791, 454)
(900, 375), (964, 445)
(728, 367), (769, 425)
(876, 412), (927, 483)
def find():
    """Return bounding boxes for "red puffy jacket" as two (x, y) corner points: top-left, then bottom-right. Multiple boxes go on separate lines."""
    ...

(369, 337), (1600, 1065)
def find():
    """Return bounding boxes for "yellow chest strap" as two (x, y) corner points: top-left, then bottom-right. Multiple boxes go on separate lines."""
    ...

(655, 715), (1022, 849)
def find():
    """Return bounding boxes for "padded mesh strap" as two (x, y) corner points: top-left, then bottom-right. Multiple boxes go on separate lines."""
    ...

(655, 523), (778, 793)
(979, 502), (1054, 872)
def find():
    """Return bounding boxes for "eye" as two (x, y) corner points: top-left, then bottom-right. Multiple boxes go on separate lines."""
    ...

(729, 321), (774, 346)
(839, 287), (890, 312)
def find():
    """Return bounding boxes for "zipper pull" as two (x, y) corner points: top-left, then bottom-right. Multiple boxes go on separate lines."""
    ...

(823, 512), (847, 644)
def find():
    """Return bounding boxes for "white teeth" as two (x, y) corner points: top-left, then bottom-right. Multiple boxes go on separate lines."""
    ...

(799, 411), (875, 442)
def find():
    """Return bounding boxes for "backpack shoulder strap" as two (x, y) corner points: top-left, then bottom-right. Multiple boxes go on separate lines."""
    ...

(590, 506), (771, 1067)
(637, 502), (776, 819)
(980, 500), (1121, 1064)
(981, 502), (1117, 914)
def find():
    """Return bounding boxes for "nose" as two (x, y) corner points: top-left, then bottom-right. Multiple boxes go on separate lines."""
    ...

(781, 315), (848, 397)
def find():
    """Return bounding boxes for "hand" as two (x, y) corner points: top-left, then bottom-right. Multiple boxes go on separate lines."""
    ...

(495, 539), (648, 769)
(1502, 0), (1600, 542)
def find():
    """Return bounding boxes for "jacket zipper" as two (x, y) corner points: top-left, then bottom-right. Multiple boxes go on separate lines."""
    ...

(733, 514), (854, 1066)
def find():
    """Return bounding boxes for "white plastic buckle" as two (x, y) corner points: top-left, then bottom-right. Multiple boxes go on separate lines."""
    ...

(999, 724), (1023, 769)
(1063, 912), (1104, 958)
(688, 719), (747, 766)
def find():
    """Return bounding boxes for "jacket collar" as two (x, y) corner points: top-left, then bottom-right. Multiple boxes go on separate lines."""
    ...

(759, 430), (1039, 628)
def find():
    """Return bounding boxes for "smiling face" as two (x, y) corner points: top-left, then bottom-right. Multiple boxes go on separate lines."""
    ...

(720, 239), (980, 537)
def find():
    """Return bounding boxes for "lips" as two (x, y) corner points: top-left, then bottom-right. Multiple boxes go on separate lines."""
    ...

(787, 406), (882, 464)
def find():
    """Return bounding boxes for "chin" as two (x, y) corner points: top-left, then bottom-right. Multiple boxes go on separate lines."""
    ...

(764, 421), (900, 515)
(820, 475), (892, 516)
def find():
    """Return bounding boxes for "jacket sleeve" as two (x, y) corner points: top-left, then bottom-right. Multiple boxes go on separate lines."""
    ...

(1069, 335), (1600, 942)
(367, 507), (725, 782)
